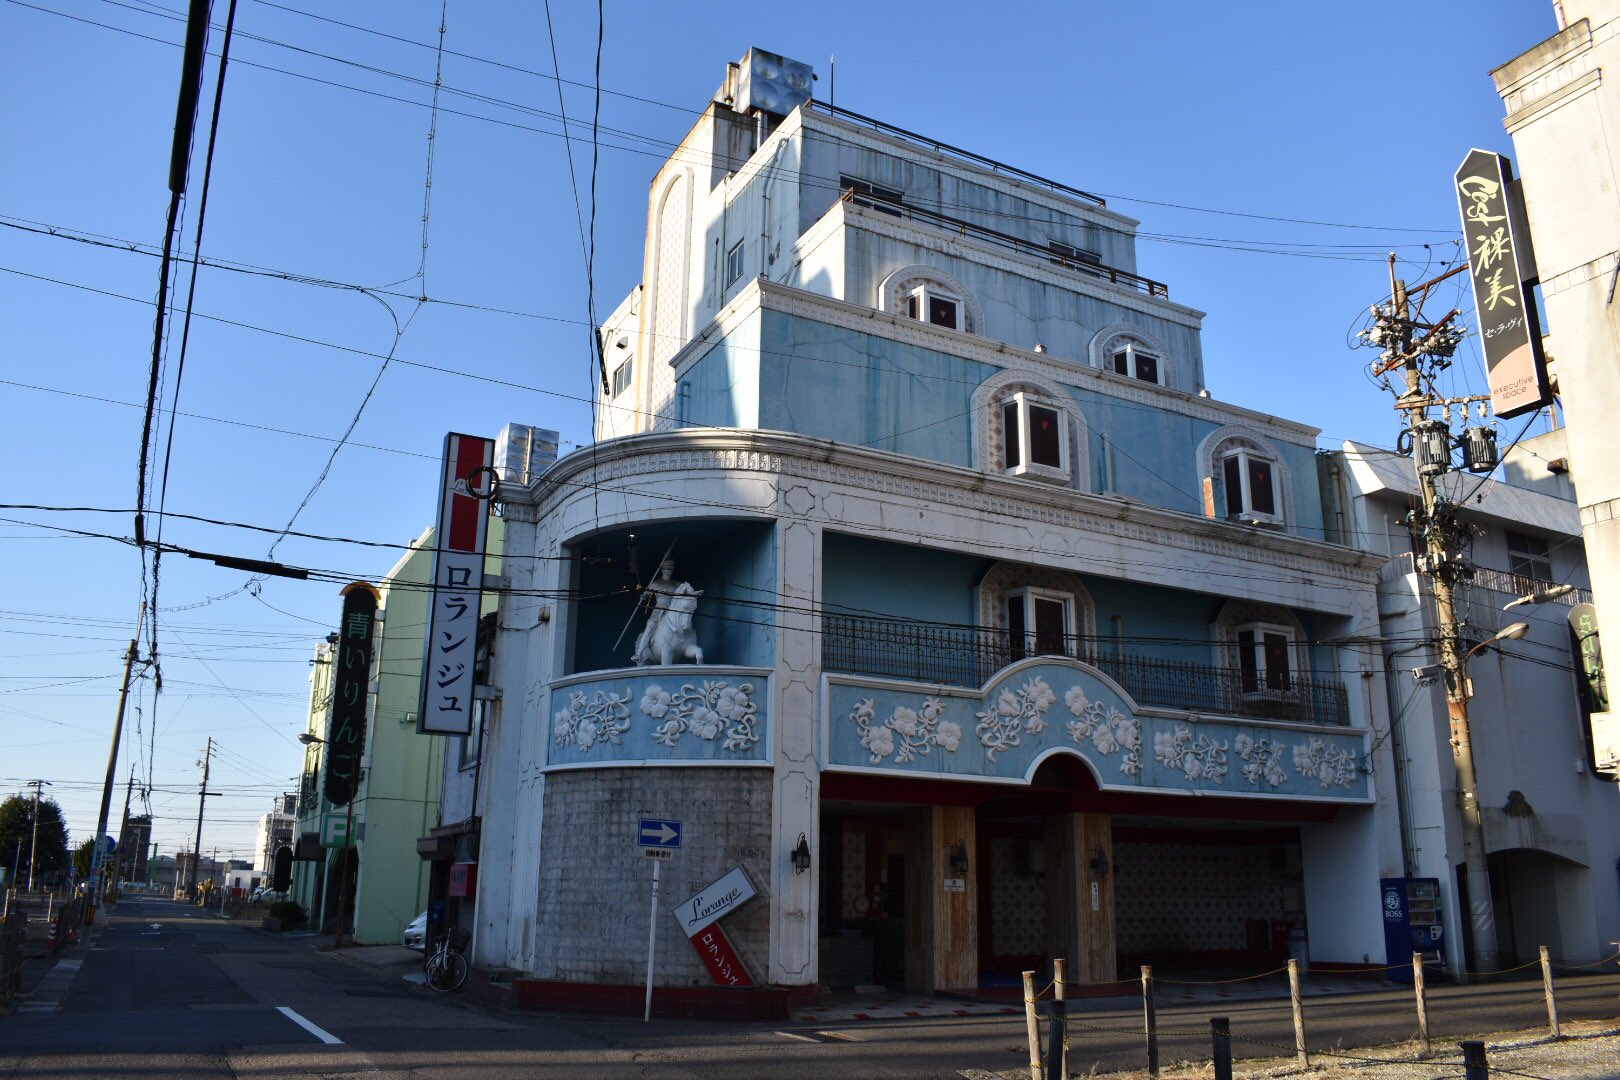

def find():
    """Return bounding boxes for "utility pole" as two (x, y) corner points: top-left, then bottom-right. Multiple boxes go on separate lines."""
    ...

(116, 767), (135, 894)
(89, 605), (147, 924)
(188, 738), (216, 898)
(24, 779), (50, 893)
(1366, 255), (1499, 978)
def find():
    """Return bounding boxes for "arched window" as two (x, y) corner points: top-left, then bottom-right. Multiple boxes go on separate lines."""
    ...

(878, 265), (982, 335)
(1196, 426), (1293, 527)
(1212, 601), (1309, 696)
(979, 563), (1097, 666)
(1088, 324), (1177, 391)
(971, 370), (1090, 489)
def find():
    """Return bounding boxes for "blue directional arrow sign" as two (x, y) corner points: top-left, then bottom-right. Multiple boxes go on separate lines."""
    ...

(638, 818), (682, 848)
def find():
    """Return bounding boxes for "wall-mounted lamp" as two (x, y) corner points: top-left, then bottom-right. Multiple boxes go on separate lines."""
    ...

(1088, 848), (1110, 878)
(791, 833), (811, 874)
(950, 841), (970, 875)
(297, 733), (325, 747)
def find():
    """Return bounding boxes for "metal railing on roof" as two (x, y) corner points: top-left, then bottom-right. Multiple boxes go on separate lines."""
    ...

(821, 614), (1349, 726)
(841, 190), (1169, 300)
(1381, 552), (1590, 606)
(807, 99), (1108, 207)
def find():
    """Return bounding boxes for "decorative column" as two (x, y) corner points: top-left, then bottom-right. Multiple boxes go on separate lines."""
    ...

(1045, 811), (1116, 984)
(904, 805), (977, 993)
(770, 512), (821, 985)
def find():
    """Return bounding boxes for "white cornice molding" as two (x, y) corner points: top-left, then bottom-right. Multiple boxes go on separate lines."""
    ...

(511, 430), (1386, 592)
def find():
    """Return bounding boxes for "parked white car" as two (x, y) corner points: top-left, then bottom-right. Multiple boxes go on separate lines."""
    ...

(403, 911), (427, 950)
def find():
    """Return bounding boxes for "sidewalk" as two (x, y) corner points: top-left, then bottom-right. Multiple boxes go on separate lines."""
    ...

(792, 969), (1389, 1023)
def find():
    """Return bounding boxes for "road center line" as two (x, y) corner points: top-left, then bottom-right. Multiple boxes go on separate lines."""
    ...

(276, 1006), (343, 1045)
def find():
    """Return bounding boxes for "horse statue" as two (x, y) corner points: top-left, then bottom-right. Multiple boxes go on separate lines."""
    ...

(634, 581), (704, 666)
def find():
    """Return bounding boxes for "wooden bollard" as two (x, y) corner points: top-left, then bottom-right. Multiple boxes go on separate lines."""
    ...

(1141, 965), (1159, 1078)
(1461, 1039), (1488, 1080)
(1051, 958), (1068, 1080)
(1287, 958), (1308, 1071)
(1540, 945), (1560, 1038)
(1210, 1017), (1232, 1080)
(1412, 952), (1430, 1057)
(1022, 970), (1043, 1080)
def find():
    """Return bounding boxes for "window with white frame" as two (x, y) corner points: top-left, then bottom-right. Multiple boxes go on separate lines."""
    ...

(1001, 392), (1067, 478)
(610, 355), (634, 398)
(1111, 341), (1159, 385)
(1221, 447), (1280, 521)
(1006, 587), (1073, 660)
(904, 284), (961, 330)
(725, 240), (745, 285)
(1234, 622), (1294, 693)
(1504, 529), (1552, 582)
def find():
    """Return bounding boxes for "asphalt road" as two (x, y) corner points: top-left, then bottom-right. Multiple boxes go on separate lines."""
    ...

(2, 895), (1617, 1078)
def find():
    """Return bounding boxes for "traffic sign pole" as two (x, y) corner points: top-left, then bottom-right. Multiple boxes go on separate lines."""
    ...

(643, 856), (661, 1023)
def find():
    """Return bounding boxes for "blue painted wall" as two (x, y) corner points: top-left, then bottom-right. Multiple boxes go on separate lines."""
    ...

(757, 310), (993, 464)
(823, 532), (989, 623)
(680, 309), (1324, 540)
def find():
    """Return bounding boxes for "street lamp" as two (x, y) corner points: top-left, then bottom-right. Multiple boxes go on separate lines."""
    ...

(1504, 584), (1575, 610)
(297, 732), (325, 746)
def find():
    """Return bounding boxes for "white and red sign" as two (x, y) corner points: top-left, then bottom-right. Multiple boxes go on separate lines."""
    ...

(675, 866), (757, 987)
(419, 432), (495, 736)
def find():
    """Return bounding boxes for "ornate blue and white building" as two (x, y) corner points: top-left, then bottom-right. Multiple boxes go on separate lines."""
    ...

(467, 49), (1399, 1007)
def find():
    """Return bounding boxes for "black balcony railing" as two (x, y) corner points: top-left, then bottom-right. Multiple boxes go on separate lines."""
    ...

(840, 190), (1170, 300)
(821, 614), (1349, 726)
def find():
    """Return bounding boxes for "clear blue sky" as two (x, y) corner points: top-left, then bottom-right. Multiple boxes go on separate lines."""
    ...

(0, 1), (1558, 866)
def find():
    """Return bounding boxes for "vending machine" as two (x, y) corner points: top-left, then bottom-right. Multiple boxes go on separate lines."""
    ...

(1381, 877), (1446, 983)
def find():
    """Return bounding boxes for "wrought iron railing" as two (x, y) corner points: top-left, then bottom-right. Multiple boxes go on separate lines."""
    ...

(821, 614), (1349, 726)
(840, 190), (1170, 300)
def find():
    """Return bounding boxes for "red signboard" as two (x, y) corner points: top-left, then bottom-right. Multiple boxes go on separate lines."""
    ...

(688, 921), (752, 987)
(448, 861), (478, 898)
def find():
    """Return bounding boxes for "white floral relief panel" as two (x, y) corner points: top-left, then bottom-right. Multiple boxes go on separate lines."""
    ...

(825, 661), (1369, 802)
(546, 669), (771, 767)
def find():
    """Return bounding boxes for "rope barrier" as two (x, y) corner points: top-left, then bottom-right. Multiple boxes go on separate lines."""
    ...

(1551, 949), (1620, 973)
(1154, 964), (1290, 986)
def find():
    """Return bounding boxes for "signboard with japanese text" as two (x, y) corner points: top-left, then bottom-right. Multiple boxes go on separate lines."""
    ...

(419, 433), (495, 735)
(674, 865), (758, 987)
(325, 581), (379, 806)
(1455, 149), (1550, 419)
(689, 922), (753, 987)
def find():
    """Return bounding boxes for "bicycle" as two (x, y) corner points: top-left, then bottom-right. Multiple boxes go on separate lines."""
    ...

(424, 925), (471, 993)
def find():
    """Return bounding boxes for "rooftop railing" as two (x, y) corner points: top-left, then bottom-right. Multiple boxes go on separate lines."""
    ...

(822, 614), (1349, 726)
(807, 99), (1108, 207)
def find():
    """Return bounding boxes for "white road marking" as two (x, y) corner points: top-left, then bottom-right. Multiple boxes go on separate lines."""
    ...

(276, 1006), (343, 1045)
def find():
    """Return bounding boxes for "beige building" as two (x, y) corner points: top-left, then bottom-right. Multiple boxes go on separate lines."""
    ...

(1491, 3), (1620, 767)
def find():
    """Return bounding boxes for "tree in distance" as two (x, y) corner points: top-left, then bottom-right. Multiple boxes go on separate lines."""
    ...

(72, 838), (96, 879)
(0, 794), (71, 887)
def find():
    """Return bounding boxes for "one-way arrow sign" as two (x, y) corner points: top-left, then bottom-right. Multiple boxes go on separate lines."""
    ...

(638, 818), (682, 848)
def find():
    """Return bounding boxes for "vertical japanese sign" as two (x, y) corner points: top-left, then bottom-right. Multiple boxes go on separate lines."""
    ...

(325, 581), (380, 806)
(420, 432), (495, 735)
(1455, 149), (1550, 419)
